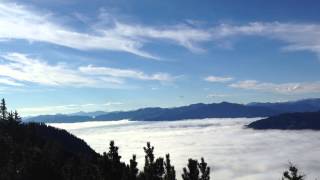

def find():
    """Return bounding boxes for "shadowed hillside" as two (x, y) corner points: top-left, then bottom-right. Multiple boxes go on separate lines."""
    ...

(247, 111), (320, 130)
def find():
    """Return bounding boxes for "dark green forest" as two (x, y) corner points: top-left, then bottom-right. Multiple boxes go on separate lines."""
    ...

(0, 99), (304, 180)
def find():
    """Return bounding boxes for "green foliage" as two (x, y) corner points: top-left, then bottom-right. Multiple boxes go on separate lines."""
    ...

(282, 163), (304, 180)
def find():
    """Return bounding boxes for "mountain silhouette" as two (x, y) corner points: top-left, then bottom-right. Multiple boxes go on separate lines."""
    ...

(25, 98), (320, 123)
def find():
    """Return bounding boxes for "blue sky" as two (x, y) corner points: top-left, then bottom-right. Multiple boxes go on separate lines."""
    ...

(0, 0), (320, 116)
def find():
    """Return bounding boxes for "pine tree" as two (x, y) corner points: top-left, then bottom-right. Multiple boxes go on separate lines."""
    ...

(182, 159), (199, 180)
(7, 111), (14, 123)
(107, 140), (121, 163)
(164, 154), (176, 180)
(144, 142), (155, 166)
(143, 142), (155, 180)
(0, 98), (7, 121)
(14, 110), (22, 124)
(128, 155), (139, 180)
(101, 141), (125, 180)
(142, 142), (166, 180)
(282, 163), (304, 180)
(198, 158), (210, 180)
(154, 157), (164, 179)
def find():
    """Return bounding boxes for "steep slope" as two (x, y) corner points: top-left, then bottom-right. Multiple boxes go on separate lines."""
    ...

(0, 121), (99, 180)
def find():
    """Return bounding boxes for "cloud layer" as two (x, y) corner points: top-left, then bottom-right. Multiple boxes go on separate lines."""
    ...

(230, 80), (320, 94)
(1, 2), (320, 59)
(211, 22), (320, 56)
(0, 2), (211, 59)
(19, 102), (123, 116)
(0, 53), (174, 88)
(50, 118), (320, 180)
(205, 76), (233, 83)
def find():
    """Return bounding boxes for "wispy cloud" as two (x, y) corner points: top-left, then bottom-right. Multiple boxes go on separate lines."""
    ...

(0, 53), (109, 87)
(0, 78), (24, 86)
(206, 93), (230, 98)
(212, 22), (320, 56)
(0, 2), (156, 59)
(230, 80), (320, 94)
(0, 52), (174, 88)
(0, 2), (211, 59)
(109, 22), (211, 53)
(204, 76), (233, 83)
(19, 102), (123, 116)
(79, 65), (174, 82)
(1, 2), (320, 60)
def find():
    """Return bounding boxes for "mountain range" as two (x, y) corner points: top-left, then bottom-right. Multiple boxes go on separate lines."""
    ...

(24, 98), (320, 123)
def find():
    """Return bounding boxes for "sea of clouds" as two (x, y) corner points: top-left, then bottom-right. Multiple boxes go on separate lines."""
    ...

(49, 118), (320, 180)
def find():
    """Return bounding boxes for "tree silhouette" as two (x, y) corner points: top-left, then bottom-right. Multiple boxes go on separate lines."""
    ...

(182, 158), (210, 180)
(282, 163), (304, 180)
(14, 110), (22, 124)
(7, 111), (14, 122)
(144, 142), (155, 166)
(0, 98), (7, 121)
(198, 158), (210, 180)
(164, 154), (176, 180)
(182, 159), (199, 180)
(128, 155), (139, 180)
(141, 142), (166, 180)
(107, 140), (121, 163)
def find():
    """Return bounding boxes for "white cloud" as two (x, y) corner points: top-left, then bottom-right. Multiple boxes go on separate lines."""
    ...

(79, 65), (174, 82)
(0, 52), (174, 88)
(0, 2), (156, 59)
(0, 77), (24, 86)
(207, 93), (230, 98)
(50, 118), (320, 180)
(0, 53), (109, 87)
(212, 22), (320, 56)
(19, 102), (123, 116)
(110, 22), (211, 53)
(205, 76), (233, 83)
(230, 80), (320, 94)
(1, 1), (320, 59)
(1, 2), (320, 59)
(0, 2), (211, 59)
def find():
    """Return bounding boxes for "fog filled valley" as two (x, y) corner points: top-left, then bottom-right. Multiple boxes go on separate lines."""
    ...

(49, 118), (320, 180)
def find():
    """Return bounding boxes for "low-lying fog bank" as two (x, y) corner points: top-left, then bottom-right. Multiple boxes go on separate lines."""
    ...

(49, 118), (320, 180)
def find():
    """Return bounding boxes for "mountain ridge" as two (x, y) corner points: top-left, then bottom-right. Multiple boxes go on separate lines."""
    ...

(24, 98), (320, 123)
